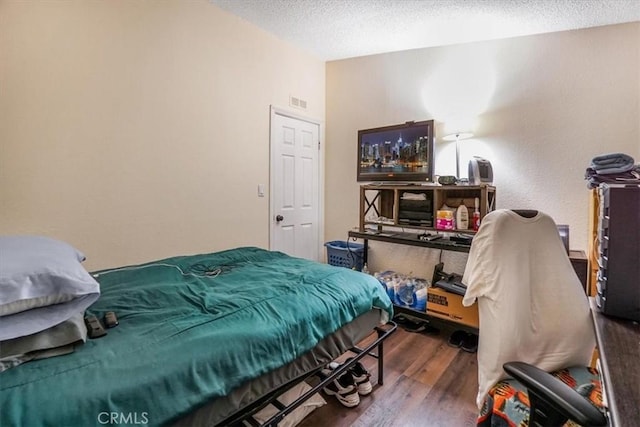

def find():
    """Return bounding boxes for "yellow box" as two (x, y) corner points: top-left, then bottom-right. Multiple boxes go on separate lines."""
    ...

(426, 286), (479, 329)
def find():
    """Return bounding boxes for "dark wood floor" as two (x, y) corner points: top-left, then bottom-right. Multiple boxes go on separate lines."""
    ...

(299, 323), (479, 427)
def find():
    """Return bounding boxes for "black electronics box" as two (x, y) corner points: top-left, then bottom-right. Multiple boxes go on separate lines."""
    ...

(398, 196), (433, 227)
(595, 184), (640, 322)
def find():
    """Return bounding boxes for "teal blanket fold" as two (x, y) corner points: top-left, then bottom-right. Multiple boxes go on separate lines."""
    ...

(0, 247), (392, 426)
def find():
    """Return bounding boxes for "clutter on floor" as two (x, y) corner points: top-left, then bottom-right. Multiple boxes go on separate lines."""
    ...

(317, 358), (374, 407)
(251, 381), (326, 427)
(393, 314), (440, 335)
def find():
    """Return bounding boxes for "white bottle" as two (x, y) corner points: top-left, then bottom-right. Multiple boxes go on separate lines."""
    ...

(456, 201), (469, 230)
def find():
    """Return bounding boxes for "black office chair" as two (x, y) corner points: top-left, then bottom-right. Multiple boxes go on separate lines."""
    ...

(496, 362), (606, 426)
(462, 209), (607, 426)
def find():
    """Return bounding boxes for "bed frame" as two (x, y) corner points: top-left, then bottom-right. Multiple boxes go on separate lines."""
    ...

(1, 246), (396, 427)
(217, 321), (397, 427)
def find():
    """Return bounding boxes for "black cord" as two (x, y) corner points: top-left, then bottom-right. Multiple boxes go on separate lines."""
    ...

(189, 262), (240, 276)
(438, 249), (443, 263)
(189, 263), (219, 274)
(344, 234), (365, 269)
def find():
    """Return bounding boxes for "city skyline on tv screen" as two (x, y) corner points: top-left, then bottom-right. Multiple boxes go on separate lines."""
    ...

(359, 123), (433, 179)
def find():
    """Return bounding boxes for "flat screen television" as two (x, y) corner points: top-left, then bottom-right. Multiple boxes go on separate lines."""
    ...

(357, 120), (435, 182)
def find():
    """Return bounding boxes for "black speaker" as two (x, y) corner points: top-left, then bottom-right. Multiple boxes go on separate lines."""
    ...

(438, 175), (457, 185)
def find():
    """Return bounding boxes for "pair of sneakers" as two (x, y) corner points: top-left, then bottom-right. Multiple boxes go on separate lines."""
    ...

(448, 330), (479, 352)
(319, 358), (372, 407)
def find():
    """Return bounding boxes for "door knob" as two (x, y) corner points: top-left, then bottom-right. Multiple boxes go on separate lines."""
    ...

(276, 215), (284, 222)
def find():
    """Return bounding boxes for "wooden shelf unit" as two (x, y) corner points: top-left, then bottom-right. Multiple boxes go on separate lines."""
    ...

(352, 183), (496, 332)
(587, 188), (599, 296)
(358, 183), (496, 234)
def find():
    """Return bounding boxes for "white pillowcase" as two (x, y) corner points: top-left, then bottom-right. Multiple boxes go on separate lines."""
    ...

(0, 235), (100, 341)
(0, 294), (76, 317)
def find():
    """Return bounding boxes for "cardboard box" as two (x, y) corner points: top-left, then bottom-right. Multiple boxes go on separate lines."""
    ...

(426, 286), (479, 329)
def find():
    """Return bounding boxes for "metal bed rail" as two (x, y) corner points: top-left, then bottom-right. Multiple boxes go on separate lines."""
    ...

(216, 321), (397, 427)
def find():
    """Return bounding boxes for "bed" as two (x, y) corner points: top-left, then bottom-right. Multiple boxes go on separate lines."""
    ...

(0, 244), (394, 426)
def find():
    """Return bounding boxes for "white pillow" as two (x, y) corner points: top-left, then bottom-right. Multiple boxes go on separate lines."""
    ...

(0, 294), (76, 317)
(0, 236), (100, 341)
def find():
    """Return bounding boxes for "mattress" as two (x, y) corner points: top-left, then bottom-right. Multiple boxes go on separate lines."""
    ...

(174, 309), (383, 426)
(0, 247), (392, 426)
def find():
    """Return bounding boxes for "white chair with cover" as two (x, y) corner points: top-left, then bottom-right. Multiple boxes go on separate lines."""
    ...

(462, 209), (606, 427)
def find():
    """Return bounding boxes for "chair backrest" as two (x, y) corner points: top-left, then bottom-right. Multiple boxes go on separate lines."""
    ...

(461, 209), (596, 408)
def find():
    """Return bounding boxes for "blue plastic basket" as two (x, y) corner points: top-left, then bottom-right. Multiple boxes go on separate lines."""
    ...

(324, 240), (365, 271)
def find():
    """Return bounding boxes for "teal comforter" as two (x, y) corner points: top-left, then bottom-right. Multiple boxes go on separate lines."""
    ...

(0, 247), (392, 426)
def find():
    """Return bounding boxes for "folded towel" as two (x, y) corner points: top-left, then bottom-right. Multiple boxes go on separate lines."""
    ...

(585, 165), (640, 189)
(401, 192), (427, 200)
(590, 153), (635, 175)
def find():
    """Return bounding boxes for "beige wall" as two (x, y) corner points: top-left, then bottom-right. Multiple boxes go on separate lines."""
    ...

(2, 1), (637, 275)
(0, 1), (325, 270)
(326, 23), (639, 276)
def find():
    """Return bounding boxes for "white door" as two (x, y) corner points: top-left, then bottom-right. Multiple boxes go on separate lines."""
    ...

(270, 108), (321, 261)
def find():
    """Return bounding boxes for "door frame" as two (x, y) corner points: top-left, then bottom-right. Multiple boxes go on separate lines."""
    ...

(269, 105), (325, 260)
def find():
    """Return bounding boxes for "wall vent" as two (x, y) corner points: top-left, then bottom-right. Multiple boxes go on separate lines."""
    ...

(289, 95), (307, 110)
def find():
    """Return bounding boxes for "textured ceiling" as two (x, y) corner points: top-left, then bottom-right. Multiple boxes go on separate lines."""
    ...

(210, 0), (640, 61)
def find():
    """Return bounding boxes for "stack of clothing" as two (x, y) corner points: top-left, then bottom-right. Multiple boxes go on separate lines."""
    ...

(585, 152), (640, 189)
(0, 236), (100, 371)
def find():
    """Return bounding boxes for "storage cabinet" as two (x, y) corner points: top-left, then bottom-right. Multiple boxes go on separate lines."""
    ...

(591, 184), (640, 321)
(358, 184), (496, 233)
